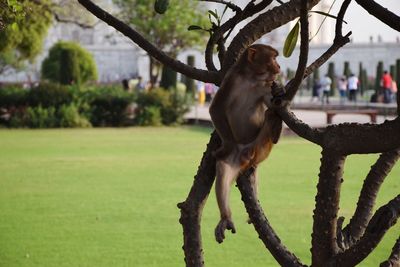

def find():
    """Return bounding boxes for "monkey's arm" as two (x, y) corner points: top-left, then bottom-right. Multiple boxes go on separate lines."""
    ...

(209, 102), (237, 158)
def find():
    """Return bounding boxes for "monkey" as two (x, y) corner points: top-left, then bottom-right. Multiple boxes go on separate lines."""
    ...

(209, 44), (283, 243)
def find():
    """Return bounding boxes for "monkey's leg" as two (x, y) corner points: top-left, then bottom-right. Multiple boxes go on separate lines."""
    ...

(215, 159), (240, 243)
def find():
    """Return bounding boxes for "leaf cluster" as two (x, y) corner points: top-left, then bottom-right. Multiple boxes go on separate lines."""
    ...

(112, 0), (209, 57)
(0, 0), (52, 72)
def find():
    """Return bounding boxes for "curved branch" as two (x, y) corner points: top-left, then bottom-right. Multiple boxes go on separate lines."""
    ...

(331, 195), (400, 267)
(380, 237), (400, 267)
(205, 0), (273, 72)
(178, 131), (221, 267)
(275, 106), (324, 145)
(236, 168), (307, 267)
(337, 148), (400, 250)
(221, 0), (321, 72)
(199, 0), (242, 12)
(354, 0), (400, 32)
(284, 0), (309, 101)
(77, 0), (221, 84)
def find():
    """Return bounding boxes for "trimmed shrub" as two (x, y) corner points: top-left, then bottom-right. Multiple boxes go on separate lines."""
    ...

(0, 86), (28, 108)
(41, 41), (98, 84)
(135, 87), (190, 126)
(27, 83), (74, 108)
(58, 104), (91, 128)
(86, 86), (135, 127)
(26, 106), (57, 128)
(160, 65), (177, 89)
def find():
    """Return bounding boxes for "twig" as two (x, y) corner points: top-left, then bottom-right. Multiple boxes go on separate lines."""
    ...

(199, 0), (241, 12)
(354, 0), (400, 31)
(284, 0), (309, 101)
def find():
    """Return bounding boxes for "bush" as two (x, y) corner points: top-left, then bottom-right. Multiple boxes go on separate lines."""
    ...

(26, 106), (57, 128)
(27, 83), (74, 107)
(135, 87), (190, 126)
(58, 104), (91, 128)
(85, 86), (135, 127)
(0, 86), (28, 108)
(41, 41), (98, 84)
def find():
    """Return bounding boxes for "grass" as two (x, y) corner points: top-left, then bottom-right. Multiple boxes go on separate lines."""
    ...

(0, 127), (398, 267)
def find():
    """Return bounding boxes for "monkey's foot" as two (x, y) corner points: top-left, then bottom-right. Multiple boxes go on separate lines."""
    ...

(215, 218), (236, 243)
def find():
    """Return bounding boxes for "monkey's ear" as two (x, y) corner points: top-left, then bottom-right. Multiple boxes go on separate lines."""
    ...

(247, 47), (257, 62)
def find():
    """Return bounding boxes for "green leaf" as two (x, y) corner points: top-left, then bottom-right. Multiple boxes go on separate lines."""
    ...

(154, 0), (169, 14)
(310, 11), (348, 24)
(187, 25), (203, 31)
(208, 10), (218, 21)
(283, 21), (300, 58)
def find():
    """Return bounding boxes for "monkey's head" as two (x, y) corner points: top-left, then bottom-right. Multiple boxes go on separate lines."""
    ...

(244, 44), (280, 82)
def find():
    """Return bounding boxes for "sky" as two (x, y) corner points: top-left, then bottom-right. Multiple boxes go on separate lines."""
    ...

(333, 0), (400, 43)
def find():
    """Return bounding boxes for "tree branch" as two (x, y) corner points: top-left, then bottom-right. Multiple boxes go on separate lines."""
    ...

(311, 150), (346, 267)
(199, 0), (242, 12)
(275, 105), (324, 145)
(77, 0), (221, 84)
(221, 0), (321, 73)
(381, 237), (400, 267)
(302, 0), (351, 80)
(323, 118), (400, 155)
(204, 0), (273, 72)
(354, 0), (400, 32)
(331, 195), (400, 267)
(337, 149), (400, 250)
(236, 168), (307, 267)
(284, 0), (309, 101)
(178, 131), (221, 267)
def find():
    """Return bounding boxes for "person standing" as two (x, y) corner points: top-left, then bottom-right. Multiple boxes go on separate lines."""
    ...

(320, 75), (332, 104)
(381, 70), (393, 103)
(348, 73), (359, 102)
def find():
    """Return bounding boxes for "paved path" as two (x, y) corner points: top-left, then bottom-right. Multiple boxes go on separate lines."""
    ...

(185, 102), (396, 128)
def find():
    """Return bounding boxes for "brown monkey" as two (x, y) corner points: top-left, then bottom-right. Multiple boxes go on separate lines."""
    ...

(209, 44), (283, 243)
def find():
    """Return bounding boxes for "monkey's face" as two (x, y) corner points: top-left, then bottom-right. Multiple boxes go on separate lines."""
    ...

(247, 45), (280, 82)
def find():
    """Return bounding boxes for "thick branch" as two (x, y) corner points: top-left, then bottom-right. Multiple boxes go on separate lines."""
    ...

(323, 118), (400, 155)
(275, 106), (324, 145)
(331, 195), (400, 267)
(178, 131), (220, 267)
(284, 0), (309, 101)
(354, 0), (400, 32)
(236, 168), (307, 267)
(338, 149), (400, 250)
(311, 150), (346, 267)
(77, 0), (220, 84)
(381, 237), (400, 267)
(221, 0), (321, 72)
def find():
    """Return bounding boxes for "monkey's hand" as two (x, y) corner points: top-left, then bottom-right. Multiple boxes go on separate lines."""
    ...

(215, 218), (236, 243)
(239, 145), (255, 168)
(271, 81), (286, 106)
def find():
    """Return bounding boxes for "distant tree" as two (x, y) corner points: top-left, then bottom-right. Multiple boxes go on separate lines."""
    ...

(327, 62), (336, 95)
(112, 0), (208, 85)
(343, 61), (351, 78)
(0, 0), (52, 74)
(375, 61), (384, 94)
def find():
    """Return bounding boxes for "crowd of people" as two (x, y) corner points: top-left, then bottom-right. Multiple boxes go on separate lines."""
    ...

(312, 71), (397, 104)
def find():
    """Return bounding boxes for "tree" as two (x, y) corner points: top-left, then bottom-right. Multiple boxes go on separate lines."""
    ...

(78, 0), (400, 266)
(112, 0), (209, 86)
(0, 0), (52, 74)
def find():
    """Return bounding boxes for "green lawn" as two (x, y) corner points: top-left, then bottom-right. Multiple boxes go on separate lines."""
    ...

(0, 127), (398, 267)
